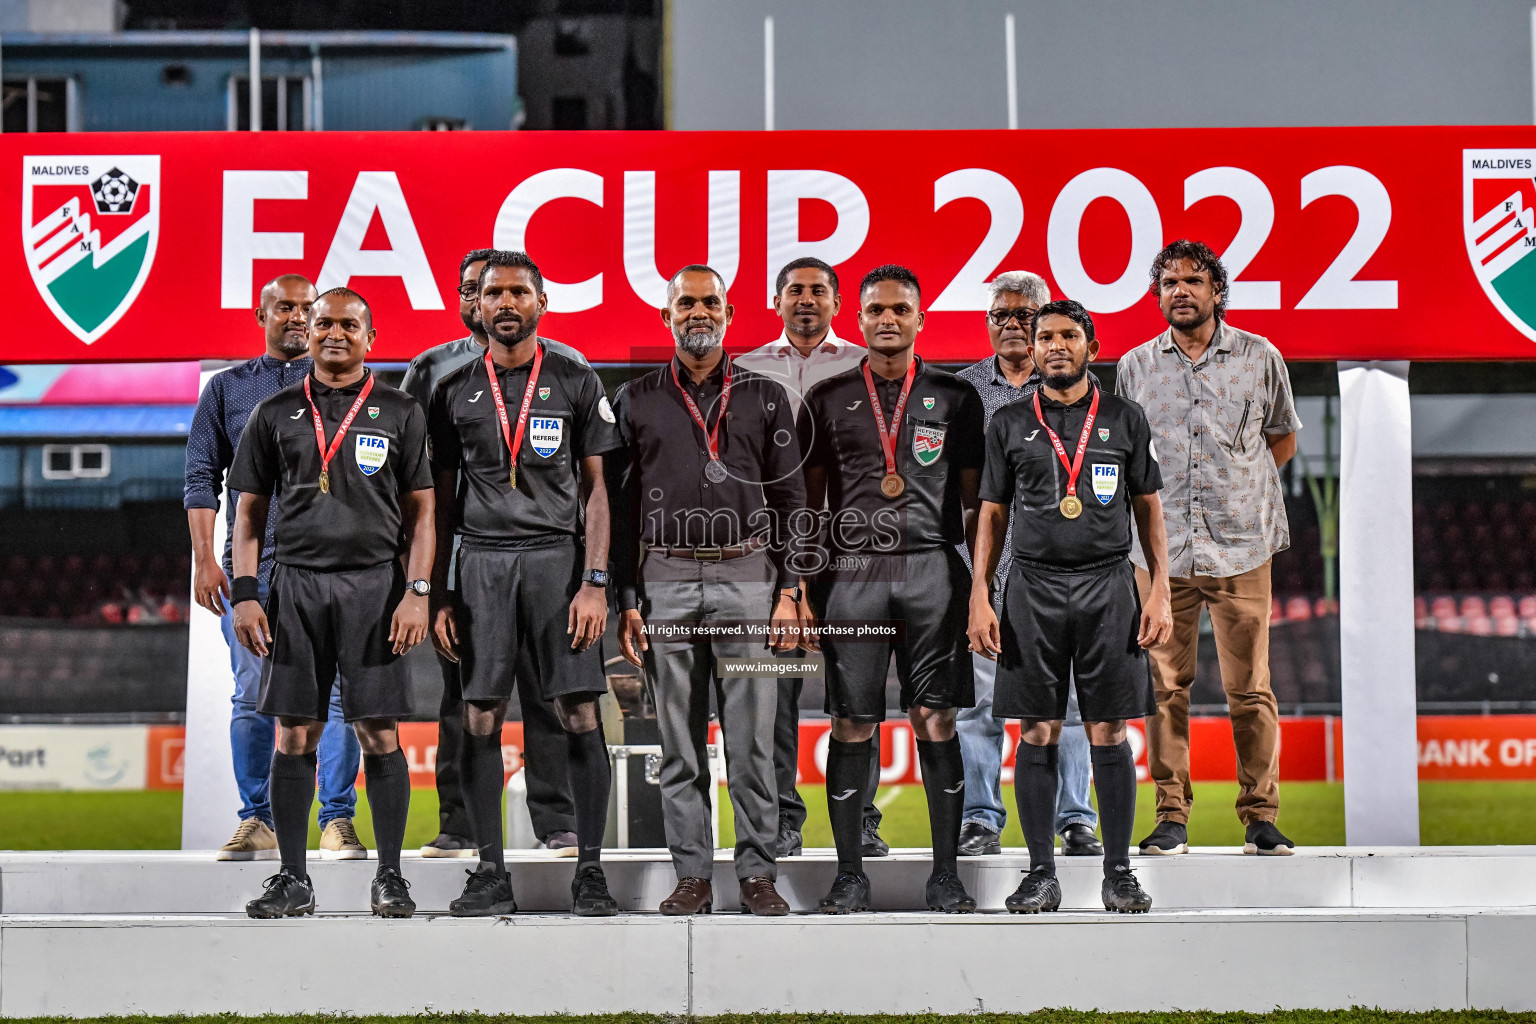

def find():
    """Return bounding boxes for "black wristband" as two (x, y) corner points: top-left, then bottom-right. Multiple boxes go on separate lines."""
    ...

(231, 576), (260, 605)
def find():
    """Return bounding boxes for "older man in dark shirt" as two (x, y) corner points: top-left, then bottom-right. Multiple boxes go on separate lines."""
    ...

(610, 265), (806, 917)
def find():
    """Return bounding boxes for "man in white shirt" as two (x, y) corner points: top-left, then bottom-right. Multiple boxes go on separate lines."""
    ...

(736, 257), (866, 417)
(735, 257), (884, 859)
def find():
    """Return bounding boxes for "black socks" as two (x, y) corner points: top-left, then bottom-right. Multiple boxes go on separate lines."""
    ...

(1091, 740), (1137, 878)
(566, 724), (610, 868)
(916, 736), (964, 876)
(461, 729), (507, 875)
(270, 750), (317, 878)
(826, 737), (871, 875)
(363, 748), (409, 874)
(1014, 741), (1059, 876)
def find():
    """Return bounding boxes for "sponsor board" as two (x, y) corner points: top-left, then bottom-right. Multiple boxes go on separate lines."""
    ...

(0, 725), (148, 790)
(11, 716), (1536, 790)
(8, 128), (1536, 362)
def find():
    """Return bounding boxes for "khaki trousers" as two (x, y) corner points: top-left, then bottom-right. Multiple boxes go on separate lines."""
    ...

(1135, 560), (1280, 826)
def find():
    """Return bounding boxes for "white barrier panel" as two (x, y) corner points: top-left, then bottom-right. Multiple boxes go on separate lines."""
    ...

(179, 368), (243, 850)
(0, 725), (147, 790)
(1338, 361), (1420, 845)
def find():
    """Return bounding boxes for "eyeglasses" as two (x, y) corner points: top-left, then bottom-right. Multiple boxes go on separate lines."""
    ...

(457, 284), (479, 300)
(988, 307), (1037, 327)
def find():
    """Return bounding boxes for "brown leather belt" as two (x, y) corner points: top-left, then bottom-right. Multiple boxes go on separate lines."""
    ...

(655, 540), (765, 561)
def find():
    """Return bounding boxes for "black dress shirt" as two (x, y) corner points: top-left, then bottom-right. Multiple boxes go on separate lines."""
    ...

(608, 354), (807, 609)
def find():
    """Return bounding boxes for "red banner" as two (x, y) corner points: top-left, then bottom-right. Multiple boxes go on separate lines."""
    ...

(8, 128), (1536, 364)
(130, 715), (1536, 790)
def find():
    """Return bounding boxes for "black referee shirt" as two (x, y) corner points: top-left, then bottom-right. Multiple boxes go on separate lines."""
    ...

(980, 385), (1162, 571)
(798, 357), (985, 554)
(427, 344), (622, 548)
(609, 356), (806, 608)
(229, 370), (432, 572)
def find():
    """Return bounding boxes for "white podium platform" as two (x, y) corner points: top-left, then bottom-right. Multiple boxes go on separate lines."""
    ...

(2, 847), (1533, 1015)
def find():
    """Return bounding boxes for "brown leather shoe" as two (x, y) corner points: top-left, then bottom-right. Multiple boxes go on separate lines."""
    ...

(659, 877), (712, 915)
(739, 876), (790, 916)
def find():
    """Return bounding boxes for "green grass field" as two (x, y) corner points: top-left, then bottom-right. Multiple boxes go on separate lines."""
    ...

(5, 1012), (1535, 1024)
(2, 781), (1534, 850)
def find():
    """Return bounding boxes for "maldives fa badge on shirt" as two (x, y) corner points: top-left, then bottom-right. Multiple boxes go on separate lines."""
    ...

(1098, 427), (1110, 442)
(529, 416), (563, 458)
(1092, 463), (1119, 505)
(356, 434), (389, 476)
(367, 406), (380, 419)
(922, 396), (936, 410)
(538, 387), (551, 400)
(912, 424), (945, 466)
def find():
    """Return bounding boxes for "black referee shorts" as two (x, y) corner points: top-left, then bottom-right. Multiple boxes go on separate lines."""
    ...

(993, 557), (1156, 723)
(457, 540), (606, 703)
(258, 562), (416, 723)
(812, 546), (975, 723)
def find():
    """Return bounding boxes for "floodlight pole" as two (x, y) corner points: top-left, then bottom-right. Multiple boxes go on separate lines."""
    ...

(248, 27), (261, 132)
(1005, 13), (1018, 130)
(764, 15), (775, 131)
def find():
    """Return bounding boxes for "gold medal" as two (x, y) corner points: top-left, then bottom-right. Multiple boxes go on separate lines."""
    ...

(1059, 495), (1083, 519)
(318, 470), (329, 494)
(509, 465), (517, 489)
(880, 472), (905, 499)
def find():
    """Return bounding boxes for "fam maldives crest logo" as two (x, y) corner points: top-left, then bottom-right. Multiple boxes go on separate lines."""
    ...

(1465, 148), (1536, 342)
(22, 155), (160, 344)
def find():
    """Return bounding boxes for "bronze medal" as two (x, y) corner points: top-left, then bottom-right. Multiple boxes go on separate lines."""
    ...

(303, 372), (373, 499)
(484, 346), (543, 495)
(861, 358), (918, 503)
(1033, 385), (1101, 525)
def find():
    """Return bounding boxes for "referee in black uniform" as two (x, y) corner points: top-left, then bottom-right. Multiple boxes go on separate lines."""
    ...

(230, 287), (434, 919)
(799, 265), (984, 914)
(402, 248), (583, 859)
(968, 299), (1173, 914)
(427, 250), (622, 917)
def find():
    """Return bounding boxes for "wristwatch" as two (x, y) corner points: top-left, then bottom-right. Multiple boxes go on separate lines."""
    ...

(781, 586), (804, 603)
(582, 569), (609, 588)
(407, 579), (431, 597)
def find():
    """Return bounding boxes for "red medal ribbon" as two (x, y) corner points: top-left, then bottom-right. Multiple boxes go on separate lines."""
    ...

(484, 344), (544, 484)
(1032, 384), (1100, 500)
(670, 354), (734, 464)
(861, 357), (918, 475)
(303, 371), (375, 492)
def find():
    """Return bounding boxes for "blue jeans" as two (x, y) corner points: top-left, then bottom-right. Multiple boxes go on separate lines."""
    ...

(221, 591), (359, 828)
(958, 652), (1098, 834)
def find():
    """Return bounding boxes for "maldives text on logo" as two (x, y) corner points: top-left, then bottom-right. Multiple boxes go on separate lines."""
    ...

(1465, 149), (1536, 342)
(23, 156), (160, 344)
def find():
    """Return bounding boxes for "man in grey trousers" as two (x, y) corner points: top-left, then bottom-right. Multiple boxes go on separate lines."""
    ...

(610, 264), (808, 916)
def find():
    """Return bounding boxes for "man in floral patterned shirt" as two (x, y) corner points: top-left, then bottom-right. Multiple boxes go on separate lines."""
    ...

(1115, 240), (1301, 857)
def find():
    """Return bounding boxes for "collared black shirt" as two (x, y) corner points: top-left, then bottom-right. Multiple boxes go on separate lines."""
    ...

(229, 370), (432, 572)
(401, 334), (590, 411)
(798, 357), (985, 556)
(427, 343), (621, 548)
(980, 384), (1162, 571)
(608, 355), (806, 609)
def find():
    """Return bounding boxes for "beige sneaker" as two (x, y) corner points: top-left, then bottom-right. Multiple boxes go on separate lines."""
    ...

(216, 817), (279, 862)
(319, 818), (369, 860)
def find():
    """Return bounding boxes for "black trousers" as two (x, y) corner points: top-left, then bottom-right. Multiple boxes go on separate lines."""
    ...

(774, 673), (883, 832)
(433, 651), (576, 840)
